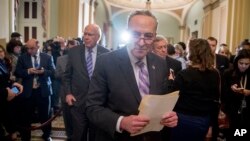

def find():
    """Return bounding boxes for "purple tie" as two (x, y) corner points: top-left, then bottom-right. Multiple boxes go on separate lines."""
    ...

(136, 61), (150, 96)
(86, 48), (93, 77)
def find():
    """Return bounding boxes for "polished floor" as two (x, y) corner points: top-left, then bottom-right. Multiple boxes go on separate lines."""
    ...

(16, 116), (67, 141)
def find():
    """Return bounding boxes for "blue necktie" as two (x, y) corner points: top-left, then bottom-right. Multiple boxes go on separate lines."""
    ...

(33, 55), (39, 68)
(86, 48), (93, 77)
(136, 61), (150, 96)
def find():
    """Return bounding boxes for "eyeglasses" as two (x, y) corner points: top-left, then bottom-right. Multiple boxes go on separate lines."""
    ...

(130, 31), (155, 44)
(155, 45), (167, 50)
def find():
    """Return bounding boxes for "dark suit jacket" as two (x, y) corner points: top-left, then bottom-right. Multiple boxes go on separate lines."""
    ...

(165, 56), (182, 75)
(63, 44), (109, 107)
(15, 52), (55, 98)
(0, 65), (10, 112)
(216, 54), (229, 74)
(55, 55), (68, 103)
(86, 47), (169, 141)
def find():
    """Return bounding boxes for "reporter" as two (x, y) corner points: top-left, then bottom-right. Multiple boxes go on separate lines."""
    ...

(0, 45), (23, 140)
(223, 49), (250, 140)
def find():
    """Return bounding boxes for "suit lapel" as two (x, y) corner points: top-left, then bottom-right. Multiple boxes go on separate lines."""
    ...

(27, 54), (33, 68)
(117, 48), (141, 103)
(146, 54), (157, 95)
(39, 53), (44, 68)
(97, 45), (103, 56)
(80, 45), (88, 74)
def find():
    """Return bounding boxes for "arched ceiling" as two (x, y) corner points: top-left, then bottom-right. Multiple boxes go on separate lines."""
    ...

(105, 0), (195, 10)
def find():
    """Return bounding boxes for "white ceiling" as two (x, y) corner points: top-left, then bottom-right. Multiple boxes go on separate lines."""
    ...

(105, 0), (195, 10)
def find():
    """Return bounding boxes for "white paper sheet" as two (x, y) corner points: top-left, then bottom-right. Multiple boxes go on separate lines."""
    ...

(131, 91), (179, 136)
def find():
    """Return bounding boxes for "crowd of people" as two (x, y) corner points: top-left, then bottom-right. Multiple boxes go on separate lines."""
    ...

(1, 10), (250, 141)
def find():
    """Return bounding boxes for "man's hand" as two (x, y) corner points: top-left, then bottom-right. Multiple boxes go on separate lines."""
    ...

(28, 67), (45, 75)
(160, 111), (178, 127)
(35, 68), (45, 74)
(28, 68), (37, 74)
(66, 94), (76, 106)
(120, 115), (150, 134)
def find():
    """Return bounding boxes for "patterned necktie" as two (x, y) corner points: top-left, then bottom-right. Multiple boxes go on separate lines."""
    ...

(86, 48), (93, 77)
(136, 61), (150, 96)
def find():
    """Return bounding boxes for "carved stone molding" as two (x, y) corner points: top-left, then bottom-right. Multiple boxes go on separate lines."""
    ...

(105, 0), (195, 10)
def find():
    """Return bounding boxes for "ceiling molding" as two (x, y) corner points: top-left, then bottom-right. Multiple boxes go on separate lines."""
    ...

(105, 0), (195, 10)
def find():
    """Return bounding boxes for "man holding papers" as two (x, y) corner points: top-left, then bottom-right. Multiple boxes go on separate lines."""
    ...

(86, 10), (178, 141)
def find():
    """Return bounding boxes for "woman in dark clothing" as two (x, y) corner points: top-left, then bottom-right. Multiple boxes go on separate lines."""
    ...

(0, 45), (23, 140)
(223, 49), (250, 140)
(170, 39), (220, 141)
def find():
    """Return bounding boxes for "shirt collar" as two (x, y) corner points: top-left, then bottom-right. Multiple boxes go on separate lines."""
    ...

(86, 45), (97, 53)
(126, 47), (147, 66)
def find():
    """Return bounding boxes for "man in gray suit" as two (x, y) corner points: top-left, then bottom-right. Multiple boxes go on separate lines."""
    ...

(86, 10), (178, 141)
(63, 24), (109, 141)
(55, 39), (79, 141)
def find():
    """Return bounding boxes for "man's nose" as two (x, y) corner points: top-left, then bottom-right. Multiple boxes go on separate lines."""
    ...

(137, 38), (145, 46)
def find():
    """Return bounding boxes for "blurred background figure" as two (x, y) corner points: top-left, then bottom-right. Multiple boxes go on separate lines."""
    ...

(230, 39), (250, 66)
(223, 49), (250, 140)
(174, 43), (187, 69)
(207, 36), (229, 75)
(55, 39), (79, 141)
(0, 45), (23, 140)
(6, 39), (23, 81)
(218, 43), (232, 60)
(10, 32), (26, 54)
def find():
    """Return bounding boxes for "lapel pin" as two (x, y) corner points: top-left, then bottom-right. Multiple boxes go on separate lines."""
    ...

(152, 65), (155, 70)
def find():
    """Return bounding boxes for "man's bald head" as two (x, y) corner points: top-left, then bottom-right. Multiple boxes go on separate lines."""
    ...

(26, 38), (39, 56)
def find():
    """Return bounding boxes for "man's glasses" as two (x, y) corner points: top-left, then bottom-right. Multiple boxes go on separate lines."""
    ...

(130, 31), (155, 44)
(156, 45), (167, 50)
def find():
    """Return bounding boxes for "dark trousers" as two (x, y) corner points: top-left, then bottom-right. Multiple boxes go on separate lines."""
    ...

(62, 102), (73, 140)
(4, 98), (20, 134)
(51, 79), (60, 109)
(70, 106), (89, 141)
(170, 113), (210, 141)
(19, 88), (52, 141)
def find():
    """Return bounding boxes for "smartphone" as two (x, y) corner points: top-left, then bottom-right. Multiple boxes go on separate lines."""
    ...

(11, 86), (20, 94)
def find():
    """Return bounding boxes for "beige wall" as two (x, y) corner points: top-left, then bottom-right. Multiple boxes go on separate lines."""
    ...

(0, 0), (11, 42)
(185, 0), (204, 39)
(227, 0), (250, 53)
(48, 0), (58, 39)
(57, 0), (79, 39)
(211, 0), (228, 45)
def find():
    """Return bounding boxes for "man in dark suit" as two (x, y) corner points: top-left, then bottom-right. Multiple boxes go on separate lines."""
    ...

(63, 24), (109, 141)
(152, 35), (182, 93)
(207, 37), (229, 74)
(55, 39), (79, 141)
(152, 35), (182, 75)
(15, 39), (55, 141)
(207, 36), (229, 141)
(86, 10), (178, 141)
